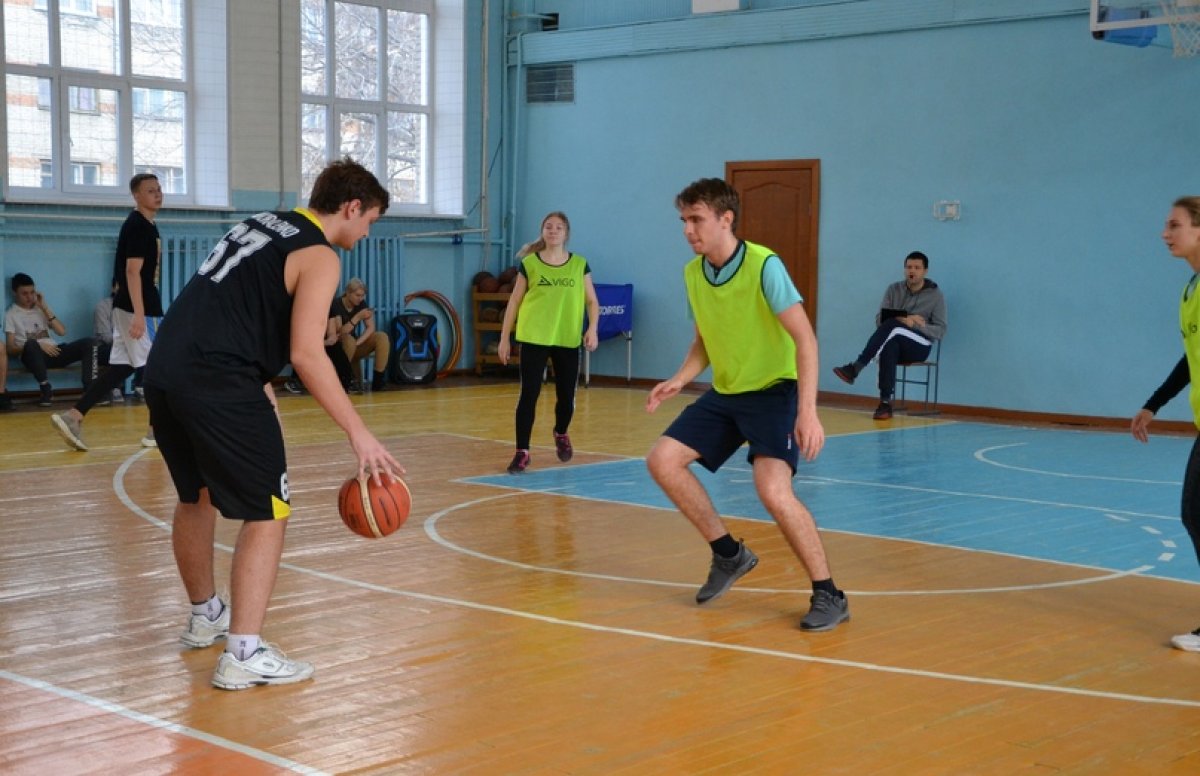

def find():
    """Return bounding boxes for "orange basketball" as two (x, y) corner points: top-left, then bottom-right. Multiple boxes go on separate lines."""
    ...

(338, 474), (411, 538)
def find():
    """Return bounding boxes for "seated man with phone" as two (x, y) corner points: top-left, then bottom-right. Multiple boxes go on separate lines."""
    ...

(832, 251), (947, 420)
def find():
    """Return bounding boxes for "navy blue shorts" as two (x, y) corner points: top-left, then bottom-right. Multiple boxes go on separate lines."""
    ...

(662, 380), (800, 474)
(145, 386), (291, 522)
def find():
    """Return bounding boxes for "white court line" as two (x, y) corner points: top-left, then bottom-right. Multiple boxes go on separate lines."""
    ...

(105, 451), (1200, 730)
(0, 670), (329, 776)
(794, 473), (1179, 523)
(429, 487), (1160, 596)
(458, 475), (1194, 590)
(975, 443), (1180, 485)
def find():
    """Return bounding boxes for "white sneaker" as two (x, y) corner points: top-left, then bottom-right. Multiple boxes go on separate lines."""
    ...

(211, 644), (315, 690)
(141, 430), (156, 448)
(179, 599), (230, 648)
(51, 412), (88, 451)
(1171, 628), (1200, 652)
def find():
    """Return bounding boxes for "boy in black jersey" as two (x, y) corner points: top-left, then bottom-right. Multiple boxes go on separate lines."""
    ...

(143, 158), (403, 690)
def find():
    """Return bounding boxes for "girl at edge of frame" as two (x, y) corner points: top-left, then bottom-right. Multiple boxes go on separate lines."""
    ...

(1131, 195), (1200, 652)
(498, 211), (600, 474)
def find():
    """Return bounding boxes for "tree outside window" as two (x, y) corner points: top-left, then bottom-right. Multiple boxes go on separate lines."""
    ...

(301, 0), (430, 207)
(3, 0), (190, 198)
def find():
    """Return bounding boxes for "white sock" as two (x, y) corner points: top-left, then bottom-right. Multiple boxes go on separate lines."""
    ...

(191, 594), (223, 621)
(227, 634), (261, 661)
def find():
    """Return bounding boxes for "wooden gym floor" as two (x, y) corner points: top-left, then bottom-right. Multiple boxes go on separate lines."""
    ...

(2, 382), (1200, 774)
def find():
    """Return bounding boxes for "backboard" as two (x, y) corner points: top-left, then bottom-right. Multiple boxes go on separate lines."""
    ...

(1091, 0), (1200, 55)
(1090, 0), (1200, 32)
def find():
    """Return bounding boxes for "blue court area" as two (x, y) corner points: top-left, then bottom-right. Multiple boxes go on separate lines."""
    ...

(467, 422), (1200, 584)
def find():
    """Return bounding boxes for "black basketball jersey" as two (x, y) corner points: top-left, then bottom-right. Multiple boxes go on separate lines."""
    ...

(144, 209), (331, 397)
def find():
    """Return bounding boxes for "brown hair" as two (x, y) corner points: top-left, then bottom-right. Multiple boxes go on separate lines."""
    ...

(675, 178), (739, 231)
(308, 157), (390, 216)
(129, 173), (158, 194)
(1174, 196), (1200, 227)
(516, 211), (570, 258)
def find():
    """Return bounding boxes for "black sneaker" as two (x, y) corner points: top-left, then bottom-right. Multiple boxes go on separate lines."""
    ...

(0, 393), (13, 412)
(283, 378), (303, 394)
(833, 363), (860, 385)
(507, 450), (531, 474)
(800, 589), (850, 631)
(696, 541), (759, 604)
(873, 401), (893, 420)
(38, 384), (53, 407)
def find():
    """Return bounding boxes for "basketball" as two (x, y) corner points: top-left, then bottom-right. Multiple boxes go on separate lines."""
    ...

(477, 276), (501, 293)
(338, 474), (411, 538)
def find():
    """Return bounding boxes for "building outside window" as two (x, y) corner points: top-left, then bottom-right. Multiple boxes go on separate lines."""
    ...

(3, 0), (191, 198)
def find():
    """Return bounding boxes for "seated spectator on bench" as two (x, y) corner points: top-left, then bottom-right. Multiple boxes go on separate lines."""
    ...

(283, 311), (355, 395)
(331, 278), (390, 393)
(5, 273), (97, 407)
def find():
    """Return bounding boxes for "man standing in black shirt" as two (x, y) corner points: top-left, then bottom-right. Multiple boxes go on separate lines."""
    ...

(51, 173), (163, 449)
(142, 158), (403, 690)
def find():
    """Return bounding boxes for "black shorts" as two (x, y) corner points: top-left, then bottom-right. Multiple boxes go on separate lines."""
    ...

(145, 386), (291, 521)
(663, 380), (800, 474)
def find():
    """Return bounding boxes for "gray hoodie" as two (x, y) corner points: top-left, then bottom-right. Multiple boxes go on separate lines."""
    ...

(877, 279), (947, 341)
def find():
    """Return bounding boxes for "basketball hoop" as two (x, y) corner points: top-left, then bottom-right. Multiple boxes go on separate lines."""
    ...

(1161, 0), (1200, 57)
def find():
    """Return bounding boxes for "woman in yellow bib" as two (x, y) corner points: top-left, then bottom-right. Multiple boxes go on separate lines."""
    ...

(1132, 196), (1200, 651)
(498, 212), (600, 473)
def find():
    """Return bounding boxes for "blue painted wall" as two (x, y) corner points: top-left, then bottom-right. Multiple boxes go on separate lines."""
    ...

(508, 2), (1200, 421)
(6, 0), (1200, 425)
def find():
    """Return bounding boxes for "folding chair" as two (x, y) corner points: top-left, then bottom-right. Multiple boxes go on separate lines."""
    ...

(896, 339), (941, 415)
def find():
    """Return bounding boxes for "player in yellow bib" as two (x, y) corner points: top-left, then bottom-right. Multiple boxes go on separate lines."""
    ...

(498, 211), (600, 473)
(1132, 195), (1200, 652)
(646, 178), (849, 632)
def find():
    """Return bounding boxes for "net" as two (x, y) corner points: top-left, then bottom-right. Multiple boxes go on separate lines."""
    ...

(1161, 0), (1200, 57)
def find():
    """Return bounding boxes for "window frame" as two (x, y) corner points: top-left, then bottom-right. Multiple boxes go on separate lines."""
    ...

(301, 0), (460, 217)
(2, 0), (196, 204)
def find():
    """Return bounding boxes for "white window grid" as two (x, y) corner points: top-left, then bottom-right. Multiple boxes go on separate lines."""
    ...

(1, 0), (195, 203)
(300, 0), (437, 212)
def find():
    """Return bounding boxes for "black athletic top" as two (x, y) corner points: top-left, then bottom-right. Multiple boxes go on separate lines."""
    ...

(331, 296), (370, 329)
(144, 209), (330, 397)
(113, 210), (164, 316)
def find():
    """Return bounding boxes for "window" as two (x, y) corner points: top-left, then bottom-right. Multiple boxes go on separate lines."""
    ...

(301, 0), (464, 215)
(135, 163), (184, 193)
(71, 161), (100, 185)
(68, 86), (97, 113)
(3, 0), (194, 201)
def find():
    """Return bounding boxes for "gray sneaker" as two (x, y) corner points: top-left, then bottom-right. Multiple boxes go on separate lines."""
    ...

(800, 589), (850, 631)
(51, 412), (88, 451)
(696, 541), (758, 604)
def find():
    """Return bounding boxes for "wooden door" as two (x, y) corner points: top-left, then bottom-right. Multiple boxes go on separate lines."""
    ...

(726, 159), (820, 329)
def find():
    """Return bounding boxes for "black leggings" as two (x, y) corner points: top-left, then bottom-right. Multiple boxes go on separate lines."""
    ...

(515, 342), (580, 450)
(1182, 434), (1200, 565)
